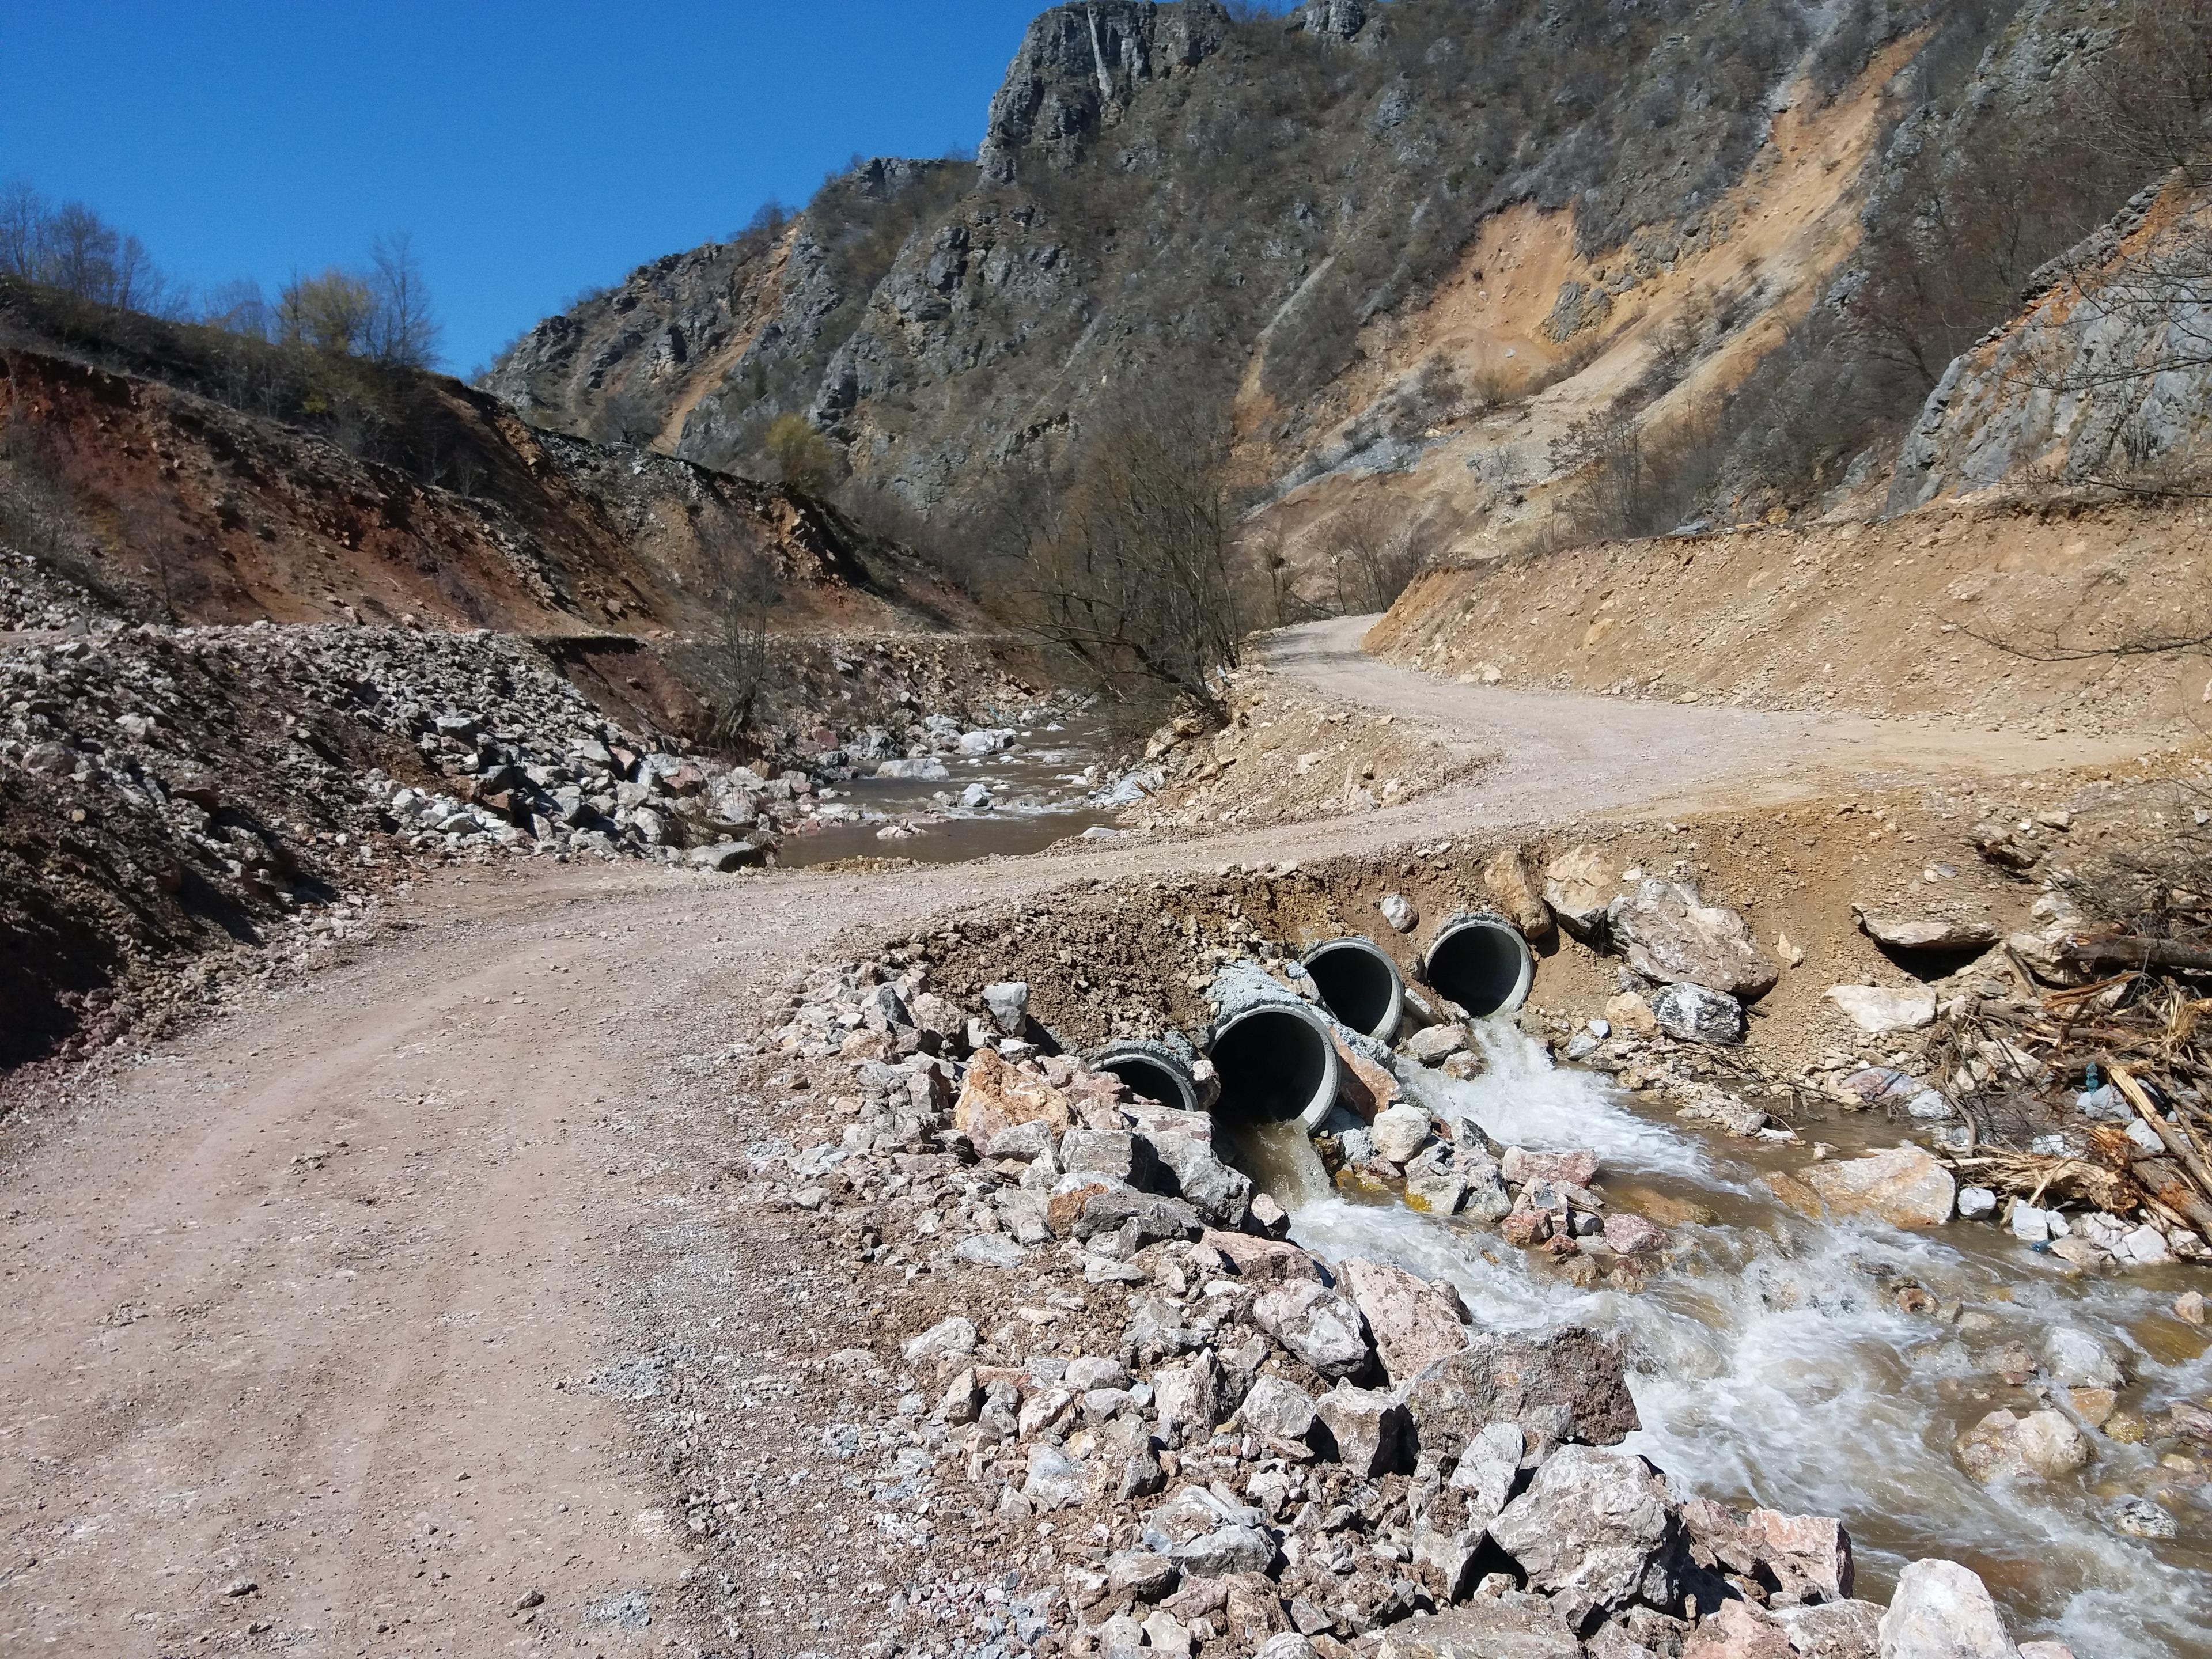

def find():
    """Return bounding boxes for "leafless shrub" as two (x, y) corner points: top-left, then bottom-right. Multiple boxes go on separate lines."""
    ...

(687, 551), (783, 755)
(998, 399), (1247, 739)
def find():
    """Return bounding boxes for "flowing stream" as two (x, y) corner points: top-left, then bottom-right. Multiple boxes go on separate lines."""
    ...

(1263, 1022), (2212, 1658)
(778, 707), (1120, 867)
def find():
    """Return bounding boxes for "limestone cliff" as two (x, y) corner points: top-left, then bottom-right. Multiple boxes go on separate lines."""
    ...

(1891, 175), (2212, 509)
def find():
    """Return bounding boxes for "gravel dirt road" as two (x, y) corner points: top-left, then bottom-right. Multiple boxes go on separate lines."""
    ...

(0, 618), (2156, 1656)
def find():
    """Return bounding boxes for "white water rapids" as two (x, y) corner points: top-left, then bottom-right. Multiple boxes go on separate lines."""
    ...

(1255, 1022), (2212, 1658)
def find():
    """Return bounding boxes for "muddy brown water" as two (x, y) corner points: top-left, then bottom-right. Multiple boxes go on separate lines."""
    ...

(778, 713), (1120, 868)
(1262, 1024), (2212, 1657)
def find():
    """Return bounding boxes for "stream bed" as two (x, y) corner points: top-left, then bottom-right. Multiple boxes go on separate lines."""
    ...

(1257, 1022), (2212, 1657)
(778, 706), (1123, 867)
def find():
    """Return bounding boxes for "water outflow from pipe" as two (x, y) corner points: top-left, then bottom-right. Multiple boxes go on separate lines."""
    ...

(1205, 963), (1342, 1130)
(1301, 937), (1406, 1041)
(1421, 911), (1535, 1017)
(1089, 1039), (1200, 1114)
(1269, 1018), (2212, 1658)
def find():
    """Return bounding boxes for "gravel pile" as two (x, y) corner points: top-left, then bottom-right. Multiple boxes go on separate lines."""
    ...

(662, 948), (1949, 1659)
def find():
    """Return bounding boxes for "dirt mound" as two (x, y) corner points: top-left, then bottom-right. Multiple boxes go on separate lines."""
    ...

(1367, 493), (2212, 736)
(1122, 667), (1482, 832)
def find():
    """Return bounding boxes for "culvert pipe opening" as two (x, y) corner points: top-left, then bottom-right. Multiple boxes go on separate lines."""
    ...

(1209, 1009), (1339, 1128)
(1301, 937), (1405, 1040)
(1205, 963), (1343, 1131)
(1090, 1040), (1199, 1114)
(1422, 911), (1535, 1018)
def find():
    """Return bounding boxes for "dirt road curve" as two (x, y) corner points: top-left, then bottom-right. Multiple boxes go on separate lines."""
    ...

(0, 620), (2153, 1656)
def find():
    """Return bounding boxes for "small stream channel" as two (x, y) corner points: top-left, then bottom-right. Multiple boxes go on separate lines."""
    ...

(1241, 1022), (2212, 1657)
(778, 706), (1124, 867)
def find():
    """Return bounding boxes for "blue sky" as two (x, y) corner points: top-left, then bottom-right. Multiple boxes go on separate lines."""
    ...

(4, 1), (1053, 374)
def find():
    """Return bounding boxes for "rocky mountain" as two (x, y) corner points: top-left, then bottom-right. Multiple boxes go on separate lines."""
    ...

(486, 0), (1837, 517)
(1891, 172), (2212, 509)
(490, 0), (2211, 581)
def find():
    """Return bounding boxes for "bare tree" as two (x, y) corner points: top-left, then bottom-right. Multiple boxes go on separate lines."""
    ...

(1008, 400), (1245, 732)
(1325, 500), (1434, 613)
(1548, 406), (1649, 539)
(0, 178), (177, 314)
(696, 552), (783, 751)
(365, 232), (443, 369)
(2074, 0), (2212, 187)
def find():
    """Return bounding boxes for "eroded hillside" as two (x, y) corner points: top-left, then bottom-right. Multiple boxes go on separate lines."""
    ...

(0, 290), (976, 639)
(1366, 493), (2212, 738)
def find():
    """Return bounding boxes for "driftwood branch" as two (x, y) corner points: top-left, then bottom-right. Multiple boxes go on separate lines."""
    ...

(2065, 935), (2212, 973)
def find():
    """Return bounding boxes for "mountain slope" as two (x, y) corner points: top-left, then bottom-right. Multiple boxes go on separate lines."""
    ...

(486, 0), (1829, 514)
(0, 286), (979, 637)
(1891, 172), (2212, 508)
(488, 0), (2206, 590)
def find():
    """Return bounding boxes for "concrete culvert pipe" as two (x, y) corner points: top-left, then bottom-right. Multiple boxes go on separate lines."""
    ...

(1422, 911), (1535, 1018)
(1205, 963), (1343, 1131)
(1301, 937), (1406, 1041)
(1090, 1039), (1200, 1115)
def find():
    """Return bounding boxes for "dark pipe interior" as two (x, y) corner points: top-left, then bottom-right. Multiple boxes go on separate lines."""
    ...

(1101, 1056), (1190, 1111)
(1427, 922), (1528, 1017)
(1304, 942), (1397, 1036)
(1211, 1010), (1332, 1125)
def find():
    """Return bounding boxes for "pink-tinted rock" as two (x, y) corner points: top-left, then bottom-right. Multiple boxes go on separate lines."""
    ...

(1602, 1213), (1667, 1256)
(1682, 1601), (1793, 1659)
(955, 1047), (1073, 1145)
(1677, 1499), (1855, 1605)
(1503, 1147), (1602, 1188)
(1200, 1227), (1323, 1283)
(1339, 1257), (1471, 1382)
(1501, 1208), (1553, 1247)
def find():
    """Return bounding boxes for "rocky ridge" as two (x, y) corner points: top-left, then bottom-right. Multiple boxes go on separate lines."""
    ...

(1891, 173), (2212, 510)
(485, 0), (1846, 520)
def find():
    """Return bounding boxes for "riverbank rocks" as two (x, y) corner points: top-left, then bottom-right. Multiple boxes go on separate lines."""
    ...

(1236, 1374), (1320, 1447)
(1824, 984), (1938, 1034)
(1878, 1559), (2025, 1659)
(1653, 982), (1748, 1045)
(1771, 1599), (1885, 1657)
(1404, 1024), (1468, 1065)
(1797, 1145), (1955, 1228)
(1544, 844), (1616, 941)
(1502, 1148), (1601, 1188)
(1487, 1446), (1679, 1620)
(1677, 1498), (1855, 1604)
(1484, 846), (1556, 945)
(953, 1047), (1072, 1142)
(1607, 878), (1779, 1001)
(1954, 1408), (2091, 1482)
(1681, 1601), (1795, 1659)
(1402, 1328), (1639, 1459)
(1315, 1380), (1412, 1476)
(1854, 909), (2002, 952)
(1138, 1115), (1254, 1229)
(1378, 1594), (1583, 1658)
(1251, 1279), (1373, 1378)
(1370, 1102), (1434, 1165)
(1604, 990), (1661, 1037)
(1339, 1257), (1472, 1381)
(982, 979), (1031, 1035)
